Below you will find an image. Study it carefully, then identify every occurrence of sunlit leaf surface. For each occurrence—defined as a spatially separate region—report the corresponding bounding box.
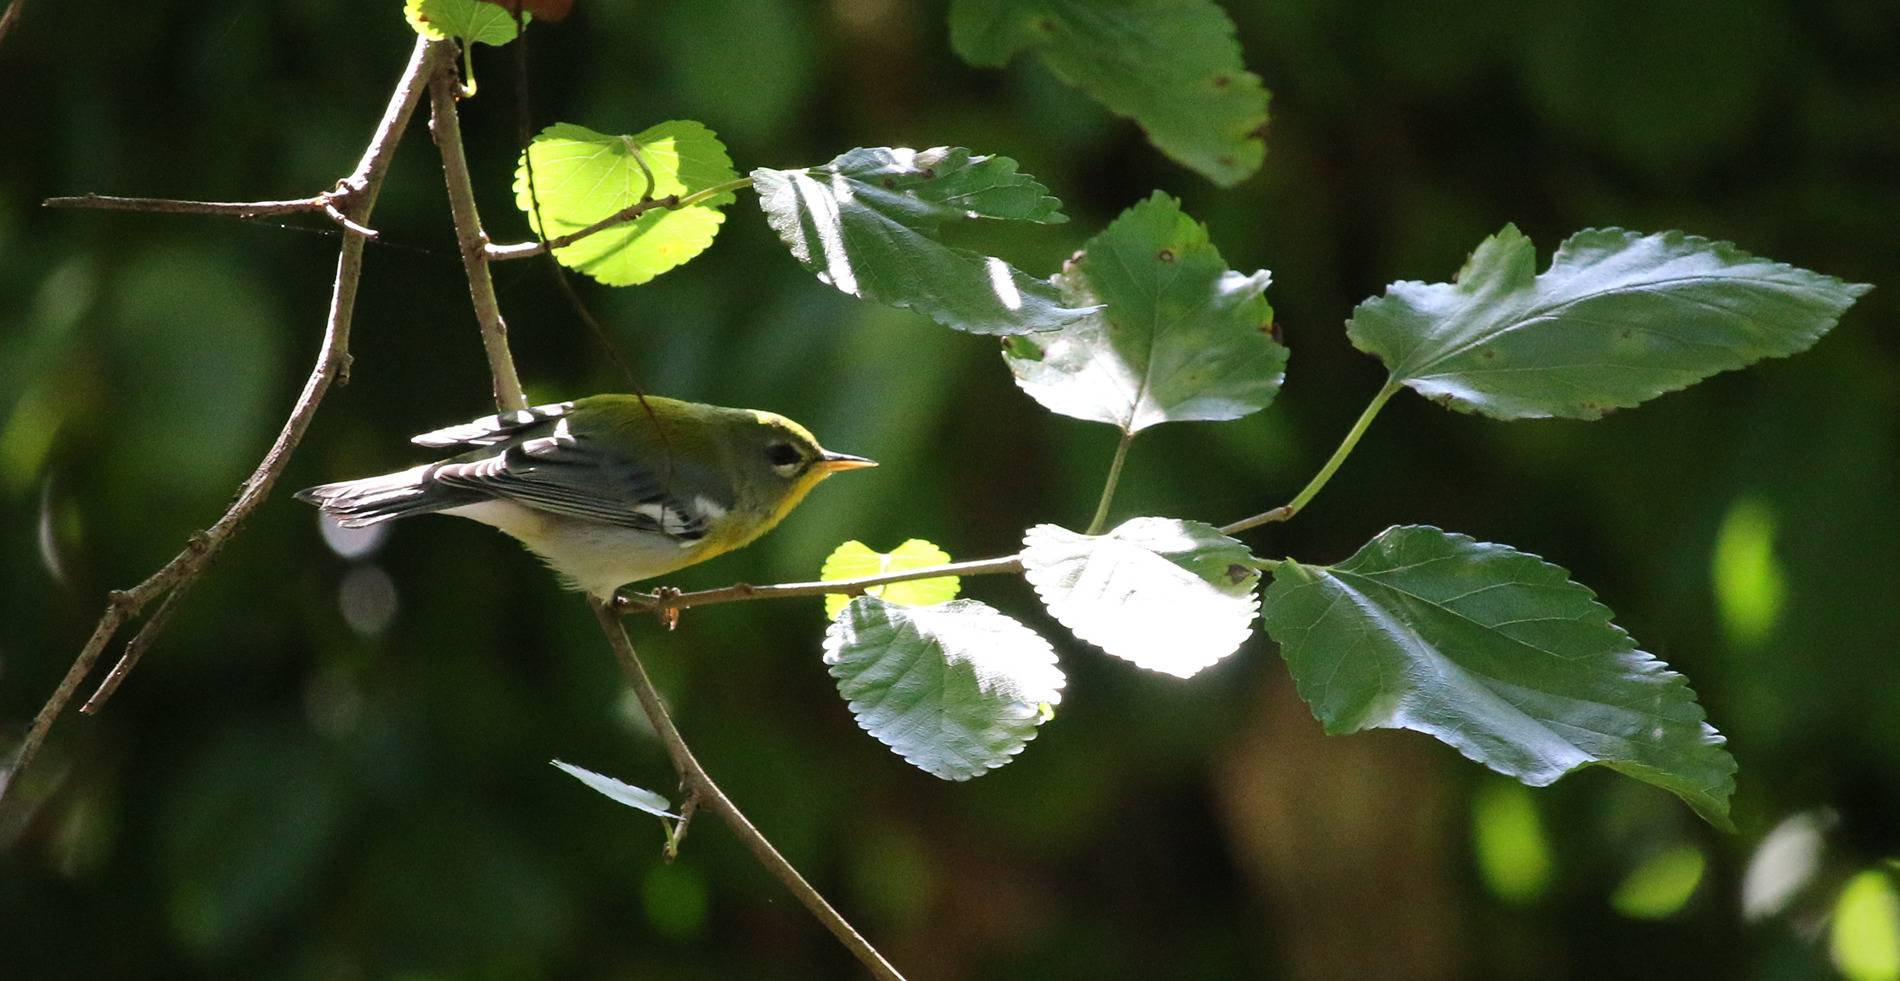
[1003,192,1284,433]
[1022,517,1258,678]
[1348,226,1871,419]
[754,147,1089,335]
[826,597,1064,779]
[1265,525,1737,827]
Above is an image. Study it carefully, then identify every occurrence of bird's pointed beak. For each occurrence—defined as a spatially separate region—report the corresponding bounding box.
[816,450,878,473]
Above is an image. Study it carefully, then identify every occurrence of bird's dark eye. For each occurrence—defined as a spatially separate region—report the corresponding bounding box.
[765,442,803,468]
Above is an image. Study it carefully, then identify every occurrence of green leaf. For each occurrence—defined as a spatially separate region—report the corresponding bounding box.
[752,147,1089,335]
[1002,192,1284,433]
[514,121,739,286]
[949,0,1269,187]
[1348,226,1872,420]
[404,0,528,45]
[825,597,1064,780]
[819,539,961,619]
[551,760,678,819]
[1263,525,1737,828]
[1022,517,1259,678]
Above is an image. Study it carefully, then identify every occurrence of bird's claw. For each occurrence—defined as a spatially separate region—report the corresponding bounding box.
[653,586,683,631]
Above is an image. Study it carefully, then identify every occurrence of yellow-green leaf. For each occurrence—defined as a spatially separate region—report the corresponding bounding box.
[404,0,528,46]
[820,539,961,618]
[514,121,739,286]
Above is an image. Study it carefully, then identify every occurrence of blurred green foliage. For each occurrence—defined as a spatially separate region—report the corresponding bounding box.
[2,1,1896,978]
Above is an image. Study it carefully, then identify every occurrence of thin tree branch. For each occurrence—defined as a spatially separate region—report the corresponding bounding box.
[1,36,441,809]
[427,45,528,413]
[426,53,902,977]
[42,193,328,216]
[44,191,383,238]
[485,176,753,261]
[591,603,905,981]
[617,554,1028,616]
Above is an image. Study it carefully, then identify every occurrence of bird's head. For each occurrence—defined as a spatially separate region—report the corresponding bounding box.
[723,408,876,522]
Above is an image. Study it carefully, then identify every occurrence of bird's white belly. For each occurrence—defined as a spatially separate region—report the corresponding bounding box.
[443,500,703,599]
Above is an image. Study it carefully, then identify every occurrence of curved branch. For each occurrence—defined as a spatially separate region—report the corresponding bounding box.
[1,36,441,808]
[590,603,905,981]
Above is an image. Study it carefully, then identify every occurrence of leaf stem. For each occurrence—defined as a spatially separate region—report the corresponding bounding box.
[1221,379,1401,536]
[1085,431,1135,535]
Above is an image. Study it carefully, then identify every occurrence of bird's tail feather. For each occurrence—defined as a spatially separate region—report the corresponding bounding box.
[294,465,472,527]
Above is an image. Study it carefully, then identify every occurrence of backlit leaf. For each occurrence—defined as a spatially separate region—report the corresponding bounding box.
[405,0,529,45]
[820,539,961,619]
[514,121,739,286]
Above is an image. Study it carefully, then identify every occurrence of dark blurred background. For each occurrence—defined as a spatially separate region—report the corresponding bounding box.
[3,1,1897,978]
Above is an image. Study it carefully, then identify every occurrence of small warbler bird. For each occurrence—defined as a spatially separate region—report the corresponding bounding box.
[296,395,875,599]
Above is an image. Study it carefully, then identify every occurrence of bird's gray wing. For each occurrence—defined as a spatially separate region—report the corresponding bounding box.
[411,401,577,450]
[429,425,722,542]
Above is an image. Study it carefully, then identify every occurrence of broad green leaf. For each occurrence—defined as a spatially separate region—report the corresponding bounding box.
[1263,525,1737,827]
[820,539,961,619]
[404,0,528,45]
[825,597,1064,780]
[514,121,739,286]
[950,0,1269,187]
[752,147,1090,335]
[1021,517,1259,678]
[1348,226,1871,420]
[1002,192,1284,433]
[551,760,678,819]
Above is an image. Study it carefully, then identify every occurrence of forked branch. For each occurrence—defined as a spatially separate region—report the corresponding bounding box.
[1,37,442,808]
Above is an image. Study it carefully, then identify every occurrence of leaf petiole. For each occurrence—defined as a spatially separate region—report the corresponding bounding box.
[1223,379,1400,535]
[1085,431,1135,535]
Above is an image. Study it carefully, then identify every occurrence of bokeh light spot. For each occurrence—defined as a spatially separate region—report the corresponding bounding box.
[1712,497,1786,648]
